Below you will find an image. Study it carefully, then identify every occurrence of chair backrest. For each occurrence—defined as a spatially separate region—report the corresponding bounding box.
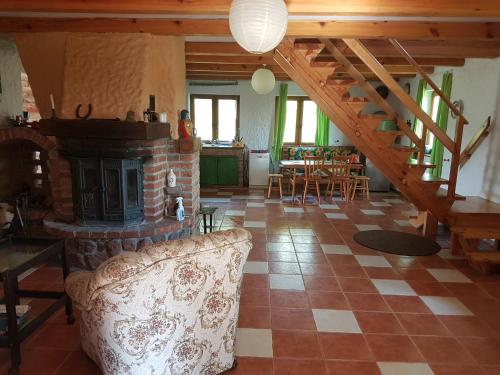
[332,156,351,163]
[331,161,351,177]
[304,155,324,179]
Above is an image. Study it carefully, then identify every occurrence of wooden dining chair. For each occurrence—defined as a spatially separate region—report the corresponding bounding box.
[325,160,352,202]
[302,155,327,205]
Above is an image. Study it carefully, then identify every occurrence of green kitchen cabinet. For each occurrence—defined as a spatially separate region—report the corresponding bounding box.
[200,155,239,186]
[200,156,218,186]
[217,157,239,186]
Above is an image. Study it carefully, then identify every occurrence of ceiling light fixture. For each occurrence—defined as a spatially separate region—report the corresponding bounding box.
[251,67,276,95]
[229,0,288,54]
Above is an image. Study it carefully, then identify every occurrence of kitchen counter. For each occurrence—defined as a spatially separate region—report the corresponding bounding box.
[202,144,245,150]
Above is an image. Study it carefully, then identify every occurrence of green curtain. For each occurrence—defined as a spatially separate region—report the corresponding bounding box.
[315,107,330,146]
[413,79,427,134]
[430,72,453,177]
[272,83,288,162]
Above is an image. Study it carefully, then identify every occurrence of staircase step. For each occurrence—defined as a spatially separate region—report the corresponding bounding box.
[374,130,404,146]
[311,60,343,68]
[326,78,356,96]
[343,96,370,115]
[294,39,325,62]
[406,160,436,177]
[436,188,466,201]
[466,251,500,274]
[407,159,436,168]
[422,173,450,184]
[359,114,394,131]
[421,173,449,193]
[315,67,341,80]
[391,145,418,163]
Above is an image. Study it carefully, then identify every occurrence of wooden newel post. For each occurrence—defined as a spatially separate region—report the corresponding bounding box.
[447,116,465,199]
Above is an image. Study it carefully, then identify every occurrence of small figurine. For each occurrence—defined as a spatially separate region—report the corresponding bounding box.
[175,197,185,221]
[178,109,193,139]
[167,169,177,188]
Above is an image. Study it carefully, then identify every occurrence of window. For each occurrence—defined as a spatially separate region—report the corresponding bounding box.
[279,96,318,145]
[418,89,440,150]
[190,95,240,142]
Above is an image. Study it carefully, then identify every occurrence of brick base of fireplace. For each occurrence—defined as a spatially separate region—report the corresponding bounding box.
[44,213,196,269]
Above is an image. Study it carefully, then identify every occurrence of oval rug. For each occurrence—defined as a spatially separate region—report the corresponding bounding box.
[353,230,441,256]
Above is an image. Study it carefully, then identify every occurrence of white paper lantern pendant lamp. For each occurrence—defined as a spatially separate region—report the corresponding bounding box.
[229,0,288,54]
[251,67,276,95]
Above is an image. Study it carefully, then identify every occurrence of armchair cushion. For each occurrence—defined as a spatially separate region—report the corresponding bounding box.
[65,228,252,375]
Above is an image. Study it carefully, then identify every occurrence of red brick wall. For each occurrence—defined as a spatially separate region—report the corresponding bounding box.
[166,140,200,216]
[143,139,169,222]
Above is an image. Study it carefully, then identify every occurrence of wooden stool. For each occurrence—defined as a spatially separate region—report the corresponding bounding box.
[267,174,283,199]
[351,176,370,200]
[199,206,218,234]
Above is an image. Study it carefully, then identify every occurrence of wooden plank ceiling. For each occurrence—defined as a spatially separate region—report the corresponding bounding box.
[2,0,500,81]
[3,0,500,17]
[185,39,500,80]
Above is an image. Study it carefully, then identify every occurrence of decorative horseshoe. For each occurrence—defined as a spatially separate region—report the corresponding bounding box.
[76,104,93,120]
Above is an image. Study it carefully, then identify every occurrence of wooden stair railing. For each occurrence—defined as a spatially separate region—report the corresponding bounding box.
[388,39,469,125]
[342,38,465,200]
[388,39,469,199]
[342,39,455,153]
[459,116,492,168]
[320,39,423,152]
[273,38,453,221]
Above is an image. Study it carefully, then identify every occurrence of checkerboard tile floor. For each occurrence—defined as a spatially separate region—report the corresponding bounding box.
[2,187,500,375]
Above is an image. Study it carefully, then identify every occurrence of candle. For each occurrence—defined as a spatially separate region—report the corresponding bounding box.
[49,94,55,110]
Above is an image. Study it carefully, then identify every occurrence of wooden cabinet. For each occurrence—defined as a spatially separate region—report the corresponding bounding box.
[200,155,239,186]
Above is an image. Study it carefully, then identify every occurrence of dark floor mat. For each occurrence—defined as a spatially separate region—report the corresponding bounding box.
[353,230,441,256]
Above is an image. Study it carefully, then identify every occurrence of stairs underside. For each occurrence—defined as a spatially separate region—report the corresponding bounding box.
[274,38,454,221]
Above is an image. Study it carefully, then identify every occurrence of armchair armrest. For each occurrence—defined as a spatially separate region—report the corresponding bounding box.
[138,228,252,261]
[65,271,94,309]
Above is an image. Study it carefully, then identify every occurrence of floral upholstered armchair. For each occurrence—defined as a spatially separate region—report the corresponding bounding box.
[65,228,252,375]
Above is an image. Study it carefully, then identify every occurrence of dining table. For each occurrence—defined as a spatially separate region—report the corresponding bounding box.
[279,160,366,175]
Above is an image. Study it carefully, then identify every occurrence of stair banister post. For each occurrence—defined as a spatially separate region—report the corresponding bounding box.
[447,116,465,199]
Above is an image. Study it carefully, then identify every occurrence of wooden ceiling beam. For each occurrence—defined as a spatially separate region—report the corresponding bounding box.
[331,39,500,58]
[186,54,465,67]
[186,41,500,58]
[3,0,500,17]
[311,56,465,67]
[186,73,417,80]
[186,62,433,74]
[1,18,500,41]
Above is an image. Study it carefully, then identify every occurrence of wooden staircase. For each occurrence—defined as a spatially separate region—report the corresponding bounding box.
[273,37,468,221]
[274,37,500,271]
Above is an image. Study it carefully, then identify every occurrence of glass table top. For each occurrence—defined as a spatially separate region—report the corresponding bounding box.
[0,241,53,274]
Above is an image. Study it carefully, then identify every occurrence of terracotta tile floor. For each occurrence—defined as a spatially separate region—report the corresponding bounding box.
[2,187,500,375]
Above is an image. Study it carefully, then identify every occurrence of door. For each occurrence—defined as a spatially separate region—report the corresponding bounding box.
[217,157,239,186]
[75,158,101,222]
[101,159,124,222]
[200,156,219,186]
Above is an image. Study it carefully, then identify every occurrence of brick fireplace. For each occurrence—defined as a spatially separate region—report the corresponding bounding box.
[6,32,196,270]
[0,123,200,270]
[35,120,200,269]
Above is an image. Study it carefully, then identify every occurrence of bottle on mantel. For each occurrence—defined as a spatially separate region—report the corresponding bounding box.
[167,169,177,188]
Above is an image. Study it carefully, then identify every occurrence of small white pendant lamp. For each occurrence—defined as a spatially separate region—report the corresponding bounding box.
[229,0,288,54]
[251,67,276,95]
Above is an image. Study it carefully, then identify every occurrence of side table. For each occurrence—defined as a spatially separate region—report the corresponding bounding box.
[0,236,74,375]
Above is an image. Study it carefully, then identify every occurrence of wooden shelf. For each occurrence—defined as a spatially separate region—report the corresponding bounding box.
[39,119,170,140]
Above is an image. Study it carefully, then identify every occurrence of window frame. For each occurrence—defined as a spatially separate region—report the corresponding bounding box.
[190,94,240,141]
[276,96,316,146]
